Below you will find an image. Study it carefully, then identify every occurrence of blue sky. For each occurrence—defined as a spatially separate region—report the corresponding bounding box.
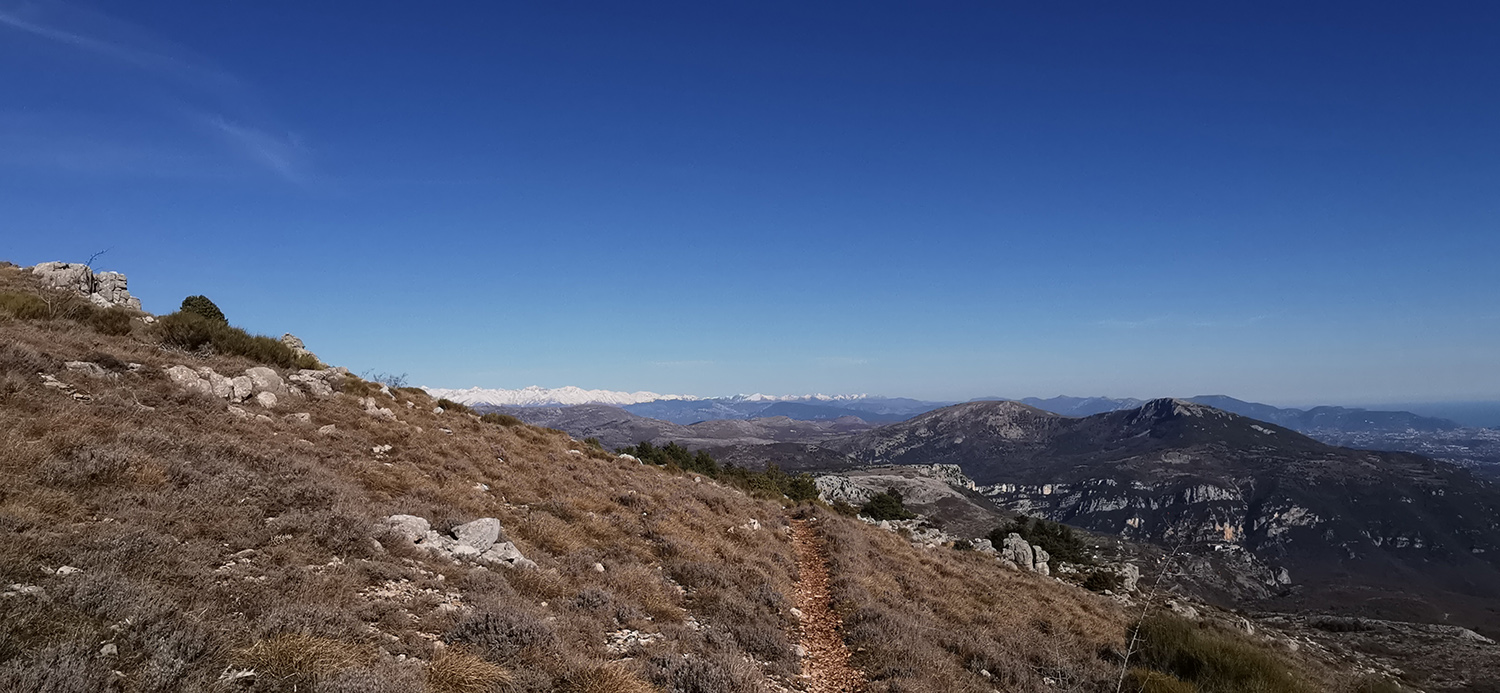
[3,1,1498,405]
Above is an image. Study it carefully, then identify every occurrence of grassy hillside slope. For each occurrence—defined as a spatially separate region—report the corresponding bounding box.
[0,264,1391,693]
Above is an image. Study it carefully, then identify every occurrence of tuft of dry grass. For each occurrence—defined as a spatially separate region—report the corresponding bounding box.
[427,649,514,693]
[233,633,372,688]
[560,661,658,693]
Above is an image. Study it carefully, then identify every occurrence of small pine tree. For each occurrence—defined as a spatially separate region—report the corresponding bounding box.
[180,295,227,324]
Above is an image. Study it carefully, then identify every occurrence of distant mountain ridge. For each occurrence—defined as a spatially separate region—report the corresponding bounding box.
[429,385,1462,435]
[731,398,1500,636]
[1014,394,1462,433]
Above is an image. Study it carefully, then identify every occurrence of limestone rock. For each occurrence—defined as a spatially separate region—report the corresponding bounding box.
[1001,533,1034,569]
[254,391,277,409]
[361,397,397,421]
[383,515,431,543]
[478,541,536,570]
[245,367,284,393]
[452,518,503,552]
[280,334,321,365]
[1118,564,1141,592]
[165,365,212,396]
[63,361,114,380]
[198,368,234,399]
[288,371,333,397]
[30,262,142,310]
[317,424,336,435]
[227,405,252,420]
[231,376,254,402]
[1032,547,1051,576]
[284,412,312,425]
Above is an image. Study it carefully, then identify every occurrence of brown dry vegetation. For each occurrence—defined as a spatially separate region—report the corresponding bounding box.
[0,264,1395,692]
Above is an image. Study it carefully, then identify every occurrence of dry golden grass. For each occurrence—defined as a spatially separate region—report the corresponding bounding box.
[427,649,514,693]
[234,633,373,687]
[559,661,658,693]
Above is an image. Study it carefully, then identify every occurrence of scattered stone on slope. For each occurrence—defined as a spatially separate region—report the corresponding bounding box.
[63,361,115,380]
[362,397,397,421]
[452,518,503,552]
[380,515,536,570]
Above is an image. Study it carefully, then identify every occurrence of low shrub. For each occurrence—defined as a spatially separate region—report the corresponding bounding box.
[153,311,318,369]
[644,653,760,693]
[0,290,133,335]
[480,412,523,427]
[618,442,819,502]
[444,610,557,663]
[1083,570,1123,593]
[860,487,916,521]
[0,291,49,320]
[1129,614,1314,693]
[1125,667,1198,693]
[437,398,475,415]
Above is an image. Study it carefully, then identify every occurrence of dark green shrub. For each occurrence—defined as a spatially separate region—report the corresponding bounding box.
[1124,668,1197,693]
[179,295,226,324]
[952,540,973,552]
[81,306,132,336]
[583,437,604,450]
[829,501,860,516]
[153,311,317,369]
[0,292,49,320]
[989,516,1091,565]
[1129,614,1313,693]
[480,412,523,427]
[860,488,915,521]
[1082,570,1123,593]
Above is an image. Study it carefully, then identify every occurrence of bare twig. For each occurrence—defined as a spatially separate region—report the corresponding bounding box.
[1115,542,1184,693]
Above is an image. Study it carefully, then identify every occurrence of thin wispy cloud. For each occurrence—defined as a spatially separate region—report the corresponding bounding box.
[206,116,309,185]
[0,2,310,184]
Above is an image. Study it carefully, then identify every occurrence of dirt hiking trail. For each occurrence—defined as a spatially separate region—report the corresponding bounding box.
[790,518,866,693]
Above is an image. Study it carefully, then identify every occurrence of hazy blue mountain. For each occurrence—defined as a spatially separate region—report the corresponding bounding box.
[1012,394,1461,434]
[621,396,949,424]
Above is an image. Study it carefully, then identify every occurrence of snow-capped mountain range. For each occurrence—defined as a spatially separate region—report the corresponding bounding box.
[419,385,872,408]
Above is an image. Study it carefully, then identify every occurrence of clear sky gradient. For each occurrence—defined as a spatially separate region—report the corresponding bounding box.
[3,2,1497,405]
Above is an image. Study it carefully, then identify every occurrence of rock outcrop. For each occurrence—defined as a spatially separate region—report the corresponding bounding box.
[380,515,535,569]
[999,532,1051,575]
[280,334,321,367]
[29,262,142,310]
[164,364,344,411]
